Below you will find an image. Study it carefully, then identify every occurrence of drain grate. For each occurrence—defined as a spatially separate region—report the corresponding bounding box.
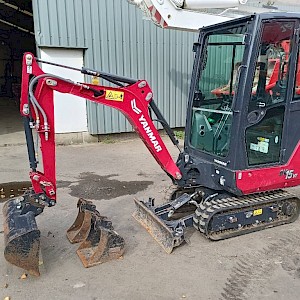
[0,181,31,202]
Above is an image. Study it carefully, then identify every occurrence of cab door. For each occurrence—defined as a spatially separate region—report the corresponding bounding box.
[245,20,296,166]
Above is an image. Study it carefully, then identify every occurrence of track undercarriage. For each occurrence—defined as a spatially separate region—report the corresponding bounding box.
[134,188,300,253]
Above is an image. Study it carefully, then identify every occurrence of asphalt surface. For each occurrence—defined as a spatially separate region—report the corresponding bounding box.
[0,138,300,300]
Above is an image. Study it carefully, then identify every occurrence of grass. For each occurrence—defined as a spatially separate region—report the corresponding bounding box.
[174,130,185,140]
[101,137,116,144]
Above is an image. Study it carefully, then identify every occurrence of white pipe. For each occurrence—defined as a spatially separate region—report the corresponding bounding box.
[183,0,247,9]
[0,0,33,17]
[0,19,34,35]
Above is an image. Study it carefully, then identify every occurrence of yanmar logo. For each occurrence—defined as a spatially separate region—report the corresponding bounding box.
[131,98,142,114]
[131,99,162,153]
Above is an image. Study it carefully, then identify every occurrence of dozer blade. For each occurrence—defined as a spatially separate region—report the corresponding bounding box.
[133,198,179,254]
[3,198,41,276]
[67,199,125,268]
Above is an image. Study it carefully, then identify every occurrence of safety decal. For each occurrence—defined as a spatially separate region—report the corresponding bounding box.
[250,137,269,154]
[253,208,263,216]
[105,90,124,101]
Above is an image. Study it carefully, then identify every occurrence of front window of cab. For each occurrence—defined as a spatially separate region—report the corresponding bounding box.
[190,25,247,157]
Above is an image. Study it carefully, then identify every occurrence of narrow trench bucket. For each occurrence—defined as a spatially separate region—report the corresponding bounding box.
[67,199,125,268]
[133,198,176,254]
[66,204,92,244]
[3,198,41,276]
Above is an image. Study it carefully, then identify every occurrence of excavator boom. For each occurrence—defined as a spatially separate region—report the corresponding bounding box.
[3,53,182,275]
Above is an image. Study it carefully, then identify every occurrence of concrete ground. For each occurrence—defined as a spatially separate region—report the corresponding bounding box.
[0,98,25,147]
[0,138,300,300]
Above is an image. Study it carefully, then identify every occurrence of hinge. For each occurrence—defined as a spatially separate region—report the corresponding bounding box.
[192,42,200,52]
[295,27,300,44]
[243,33,252,45]
[281,148,286,161]
[25,53,33,74]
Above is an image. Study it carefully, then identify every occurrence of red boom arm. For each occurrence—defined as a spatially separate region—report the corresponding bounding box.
[20,53,182,203]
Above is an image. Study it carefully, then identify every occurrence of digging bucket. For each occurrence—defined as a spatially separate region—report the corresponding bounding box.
[67,198,125,267]
[3,198,41,276]
[76,224,125,268]
[66,202,92,244]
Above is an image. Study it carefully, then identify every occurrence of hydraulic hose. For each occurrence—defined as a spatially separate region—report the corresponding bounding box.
[28,73,73,133]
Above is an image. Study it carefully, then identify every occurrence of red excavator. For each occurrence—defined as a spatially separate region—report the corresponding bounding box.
[3,13,300,276]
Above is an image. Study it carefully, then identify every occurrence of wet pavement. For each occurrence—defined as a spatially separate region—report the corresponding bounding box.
[68,172,153,200]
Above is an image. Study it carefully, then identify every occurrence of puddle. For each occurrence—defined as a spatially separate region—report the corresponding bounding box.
[0,181,31,202]
[0,175,153,203]
[68,172,153,200]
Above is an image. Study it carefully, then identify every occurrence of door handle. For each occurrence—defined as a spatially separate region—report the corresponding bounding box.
[257,102,266,108]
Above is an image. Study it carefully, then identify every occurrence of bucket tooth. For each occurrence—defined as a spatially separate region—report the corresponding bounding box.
[3,198,41,276]
[133,198,178,254]
[67,198,125,267]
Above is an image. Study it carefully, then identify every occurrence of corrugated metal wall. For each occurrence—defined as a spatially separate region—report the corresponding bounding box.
[200,35,244,96]
[32,0,197,134]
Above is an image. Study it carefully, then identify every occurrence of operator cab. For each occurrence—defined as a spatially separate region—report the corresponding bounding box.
[179,13,300,195]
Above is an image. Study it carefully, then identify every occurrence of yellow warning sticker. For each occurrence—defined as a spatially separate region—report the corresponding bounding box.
[253,208,263,216]
[105,90,124,101]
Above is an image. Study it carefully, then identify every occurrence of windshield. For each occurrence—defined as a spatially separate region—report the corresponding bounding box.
[190,25,247,157]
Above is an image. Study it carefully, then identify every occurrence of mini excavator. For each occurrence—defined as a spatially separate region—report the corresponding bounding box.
[3,13,300,276]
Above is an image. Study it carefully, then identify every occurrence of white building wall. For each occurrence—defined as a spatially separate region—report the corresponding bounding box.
[40,48,87,133]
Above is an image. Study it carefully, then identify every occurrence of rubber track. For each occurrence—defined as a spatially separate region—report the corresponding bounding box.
[193,189,300,240]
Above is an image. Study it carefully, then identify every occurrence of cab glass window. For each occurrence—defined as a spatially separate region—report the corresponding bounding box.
[190,25,247,157]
